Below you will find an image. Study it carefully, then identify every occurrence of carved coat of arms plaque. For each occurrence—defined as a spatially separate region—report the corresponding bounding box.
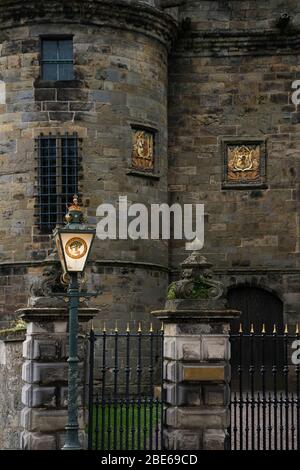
[222,139,266,188]
[132,129,154,171]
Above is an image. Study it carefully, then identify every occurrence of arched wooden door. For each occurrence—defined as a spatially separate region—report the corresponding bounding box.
[227,286,284,390]
[228,286,283,334]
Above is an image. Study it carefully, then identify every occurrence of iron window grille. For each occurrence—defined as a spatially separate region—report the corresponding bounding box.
[41,37,74,81]
[36,133,80,233]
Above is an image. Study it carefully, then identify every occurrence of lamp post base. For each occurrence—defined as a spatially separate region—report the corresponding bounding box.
[62,425,81,450]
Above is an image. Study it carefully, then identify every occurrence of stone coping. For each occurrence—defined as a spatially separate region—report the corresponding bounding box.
[151,308,241,322]
[0,329,26,342]
[18,307,99,323]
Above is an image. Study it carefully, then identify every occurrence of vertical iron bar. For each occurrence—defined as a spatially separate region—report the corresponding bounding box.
[120,400,124,451]
[131,398,135,450]
[137,326,142,450]
[149,327,154,450]
[291,392,295,450]
[101,330,107,450]
[107,398,112,451]
[245,392,249,450]
[250,326,255,450]
[155,398,159,450]
[87,328,95,450]
[273,325,278,450]
[95,394,99,450]
[233,391,237,450]
[261,325,266,450]
[238,326,243,450]
[113,329,119,450]
[257,392,261,451]
[160,327,164,451]
[125,326,130,450]
[284,326,289,450]
[143,398,147,450]
[268,392,272,450]
[280,392,283,450]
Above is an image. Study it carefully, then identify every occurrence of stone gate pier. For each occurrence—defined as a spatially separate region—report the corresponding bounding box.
[17,265,99,450]
[152,252,240,451]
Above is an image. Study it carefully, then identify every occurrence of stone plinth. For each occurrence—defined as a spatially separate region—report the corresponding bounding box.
[152,252,240,451]
[19,302,99,450]
[153,300,240,450]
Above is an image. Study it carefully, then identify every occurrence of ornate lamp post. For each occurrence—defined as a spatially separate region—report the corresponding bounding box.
[53,195,96,450]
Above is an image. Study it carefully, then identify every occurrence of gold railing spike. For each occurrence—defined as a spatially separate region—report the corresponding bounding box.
[284,324,288,334]
[91,319,94,331]
[161,322,164,332]
[262,324,266,334]
[126,322,130,333]
[115,321,118,333]
[103,322,106,333]
[150,323,153,333]
[239,323,243,333]
[138,322,142,333]
[273,324,277,334]
[250,324,254,334]
[296,324,299,335]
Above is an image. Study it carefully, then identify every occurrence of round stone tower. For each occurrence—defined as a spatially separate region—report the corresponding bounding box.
[0,0,177,329]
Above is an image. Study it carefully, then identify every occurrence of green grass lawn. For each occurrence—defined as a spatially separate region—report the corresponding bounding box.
[90,401,162,450]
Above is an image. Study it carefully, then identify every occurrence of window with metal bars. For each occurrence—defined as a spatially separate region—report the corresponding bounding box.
[36,133,79,233]
[41,37,74,81]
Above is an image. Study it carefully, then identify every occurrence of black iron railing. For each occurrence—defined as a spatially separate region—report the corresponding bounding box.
[230,324,300,450]
[87,324,164,451]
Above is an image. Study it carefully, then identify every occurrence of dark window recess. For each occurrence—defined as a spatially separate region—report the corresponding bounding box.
[41,38,74,81]
[36,133,79,233]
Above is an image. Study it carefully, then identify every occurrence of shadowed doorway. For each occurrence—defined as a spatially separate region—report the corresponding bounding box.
[228,286,284,390]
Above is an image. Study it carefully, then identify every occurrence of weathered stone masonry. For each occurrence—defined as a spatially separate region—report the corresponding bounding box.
[169,0,300,325]
[0,0,176,330]
[1,0,300,332]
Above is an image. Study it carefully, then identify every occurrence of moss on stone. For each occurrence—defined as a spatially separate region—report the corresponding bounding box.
[0,318,26,337]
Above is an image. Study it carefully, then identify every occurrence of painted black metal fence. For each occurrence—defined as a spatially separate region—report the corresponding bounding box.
[87,324,164,450]
[230,324,300,450]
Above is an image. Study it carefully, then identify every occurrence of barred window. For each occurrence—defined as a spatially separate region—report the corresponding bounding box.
[41,38,74,81]
[36,133,79,233]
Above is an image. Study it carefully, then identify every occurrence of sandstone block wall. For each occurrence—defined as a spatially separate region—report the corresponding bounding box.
[169,0,300,323]
[0,332,25,449]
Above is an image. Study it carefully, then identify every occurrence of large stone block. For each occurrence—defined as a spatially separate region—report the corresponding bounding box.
[21,384,56,408]
[165,406,229,429]
[21,408,85,432]
[22,361,68,384]
[23,338,60,361]
[164,429,201,451]
[202,336,229,361]
[21,431,56,450]
[165,383,202,406]
[203,429,227,451]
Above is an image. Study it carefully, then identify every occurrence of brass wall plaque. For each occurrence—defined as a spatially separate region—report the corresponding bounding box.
[222,139,266,188]
[183,366,225,382]
[132,129,154,171]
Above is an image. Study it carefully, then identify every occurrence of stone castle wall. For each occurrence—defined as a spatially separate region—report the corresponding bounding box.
[1,1,300,327]
[168,0,300,323]
[0,0,175,328]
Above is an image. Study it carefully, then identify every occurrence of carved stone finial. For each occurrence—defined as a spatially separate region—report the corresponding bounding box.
[167,251,224,300]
